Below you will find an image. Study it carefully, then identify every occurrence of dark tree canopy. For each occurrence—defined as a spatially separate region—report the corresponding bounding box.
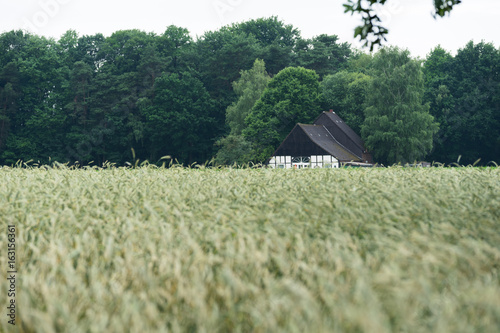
[292,34,353,78]
[0,16,498,166]
[424,41,500,164]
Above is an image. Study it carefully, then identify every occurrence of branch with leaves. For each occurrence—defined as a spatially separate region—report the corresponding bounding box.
[343,0,462,51]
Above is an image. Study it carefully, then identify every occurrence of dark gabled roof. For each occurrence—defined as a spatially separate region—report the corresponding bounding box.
[313,112,365,159]
[273,124,361,162]
[273,124,329,157]
[299,124,361,162]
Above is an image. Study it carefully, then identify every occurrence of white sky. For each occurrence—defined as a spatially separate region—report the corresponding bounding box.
[1,0,499,59]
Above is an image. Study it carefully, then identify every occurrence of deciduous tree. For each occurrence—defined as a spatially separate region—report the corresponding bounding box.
[226,59,271,136]
[293,34,352,78]
[361,47,439,164]
[141,72,216,164]
[230,17,300,75]
[321,70,371,134]
[215,59,271,165]
[243,67,321,162]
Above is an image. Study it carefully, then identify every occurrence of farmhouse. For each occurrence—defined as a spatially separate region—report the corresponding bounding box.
[268,110,373,168]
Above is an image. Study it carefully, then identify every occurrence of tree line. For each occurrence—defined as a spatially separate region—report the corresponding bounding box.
[0,17,498,166]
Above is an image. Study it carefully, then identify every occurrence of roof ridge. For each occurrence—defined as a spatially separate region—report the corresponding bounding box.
[321,112,365,152]
[303,125,359,162]
[321,125,361,159]
[274,123,360,162]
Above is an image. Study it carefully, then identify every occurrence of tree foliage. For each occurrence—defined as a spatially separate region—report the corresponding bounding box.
[226,59,271,136]
[424,42,500,164]
[293,34,352,78]
[230,16,300,75]
[0,19,498,166]
[321,70,371,134]
[362,47,439,164]
[343,0,463,50]
[214,134,252,166]
[215,59,271,165]
[141,72,217,164]
[243,67,322,162]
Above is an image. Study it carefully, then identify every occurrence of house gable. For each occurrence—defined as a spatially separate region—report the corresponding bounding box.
[273,124,331,157]
[273,123,361,162]
[269,111,372,168]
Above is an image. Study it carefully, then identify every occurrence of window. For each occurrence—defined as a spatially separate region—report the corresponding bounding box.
[292,156,310,163]
[292,156,311,169]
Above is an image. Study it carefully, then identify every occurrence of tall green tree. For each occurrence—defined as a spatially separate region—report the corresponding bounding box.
[75,33,106,70]
[361,47,439,164]
[0,30,27,65]
[423,46,457,163]
[75,69,129,164]
[67,61,93,127]
[230,17,300,75]
[192,27,261,138]
[138,43,166,98]
[1,33,67,164]
[215,59,271,165]
[293,34,352,78]
[0,62,19,147]
[158,25,193,73]
[73,29,158,164]
[100,30,155,75]
[226,59,271,136]
[194,28,260,102]
[141,71,217,164]
[424,42,500,164]
[449,41,500,164]
[321,70,371,134]
[243,66,322,162]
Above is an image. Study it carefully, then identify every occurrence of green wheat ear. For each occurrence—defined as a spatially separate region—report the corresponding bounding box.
[1,166,498,332]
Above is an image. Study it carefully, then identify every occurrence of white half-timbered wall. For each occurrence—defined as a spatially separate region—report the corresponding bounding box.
[268,155,339,169]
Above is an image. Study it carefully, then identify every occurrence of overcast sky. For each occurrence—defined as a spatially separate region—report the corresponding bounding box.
[1,0,499,59]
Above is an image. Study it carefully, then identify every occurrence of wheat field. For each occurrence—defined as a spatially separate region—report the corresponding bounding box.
[1,165,499,332]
